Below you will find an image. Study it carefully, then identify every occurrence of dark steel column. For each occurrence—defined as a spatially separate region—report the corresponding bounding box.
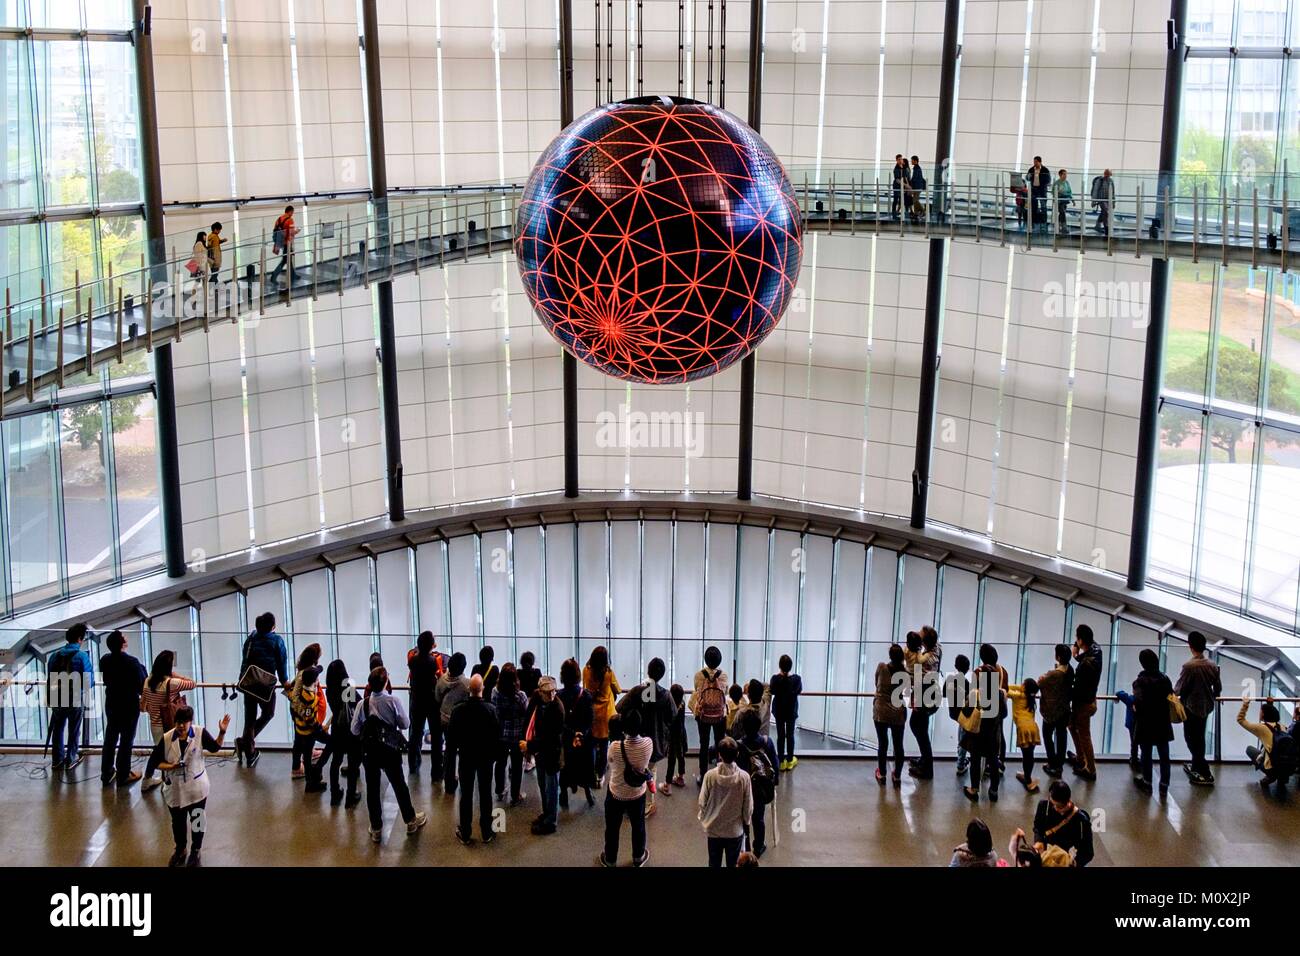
[908,0,961,529]
[560,0,579,498]
[736,0,764,501]
[361,0,404,522]
[134,0,185,577]
[1128,0,1188,589]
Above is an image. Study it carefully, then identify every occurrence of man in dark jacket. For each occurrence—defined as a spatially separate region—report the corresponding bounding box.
[616,657,678,815]
[526,676,566,834]
[1032,779,1094,866]
[1067,624,1103,780]
[890,154,907,220]
[907,156,926,222]
[1175,630,1222,786]
[99,629,147,787]
[406,630,442,775]
[449,674,500,845]
[238,612,289,767]
[1025,156,1051,231]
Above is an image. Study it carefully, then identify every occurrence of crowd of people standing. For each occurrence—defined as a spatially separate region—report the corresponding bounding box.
[35,615,1297,868]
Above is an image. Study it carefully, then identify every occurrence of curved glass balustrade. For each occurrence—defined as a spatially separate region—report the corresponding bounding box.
[2,513,1294,761]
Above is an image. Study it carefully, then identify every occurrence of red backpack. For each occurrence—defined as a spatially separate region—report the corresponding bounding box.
[697,670,727,723]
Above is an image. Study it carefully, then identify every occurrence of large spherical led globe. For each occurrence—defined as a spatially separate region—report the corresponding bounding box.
[514,96,802,384]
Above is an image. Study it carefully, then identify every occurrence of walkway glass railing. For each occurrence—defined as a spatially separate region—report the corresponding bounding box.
[4,166,1298,410]
[0,188,520,408]
[2,629,1294,764]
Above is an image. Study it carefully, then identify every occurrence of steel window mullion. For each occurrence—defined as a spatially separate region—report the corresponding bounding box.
[101,395,122,581]
[852,543,872,750]
[50,410,69,598]
[822,535,838,740]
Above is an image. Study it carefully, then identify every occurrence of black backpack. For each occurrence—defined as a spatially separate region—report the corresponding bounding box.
[361,697,408,755]
[744,741,776,804]
[46,646,85,708]
[1269,724,1298,778]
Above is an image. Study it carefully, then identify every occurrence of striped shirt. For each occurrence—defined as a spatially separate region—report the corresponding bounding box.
[606,734,653,801]
[141,676,195,727]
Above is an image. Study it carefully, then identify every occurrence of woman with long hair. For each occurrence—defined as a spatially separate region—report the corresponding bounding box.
[872,644,908,786]
[583,645,622,784]
[139,650,196,792]
[325,659,362,807]
[491,662,528,804]
[558,658,596,808]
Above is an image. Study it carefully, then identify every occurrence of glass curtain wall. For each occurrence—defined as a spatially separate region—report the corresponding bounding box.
[1154,0,1300,632]
[5,515,1290,757]
[0,0,159,618]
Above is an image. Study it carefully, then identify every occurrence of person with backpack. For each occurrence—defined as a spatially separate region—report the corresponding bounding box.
[325,659,362,807]
[1091,169,1115,235]
[46,624,94,771]
[1032,779,1094,866]
[268,205,297,286]
[435,652,471,792]
[352,666,427,842]
[735,709,777,857]
[98,629,146,788]
[1239,694,1297,794]
[732,678,771,740]
[406,630,443,776]
[963,643,1008,803]
[1176,630,1222,786]
[598,710,653,867]
[139,650,196,791]
[492,662,529,805]
[583,645,622,784]
[873,644,908,786]
[692,646,730,784]
[289,662,332,793]
[616,656,678,817]
[945,653,972,776]
[1131,648,1175,797]
[697,736,753,868]
[471,645,500,699]
[1037,644,1074,777]
[770,655,802,771]
[151,705,231,867]
[1067,624,1103,781]
[524,675,566,834]
[558,658,597,809]
[236,612,289,768]
[450,674,501,845]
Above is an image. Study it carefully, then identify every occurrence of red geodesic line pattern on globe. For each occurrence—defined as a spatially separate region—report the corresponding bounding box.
[514,101,803,384]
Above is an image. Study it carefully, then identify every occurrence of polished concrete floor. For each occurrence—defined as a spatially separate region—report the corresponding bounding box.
[2,750,1296,867]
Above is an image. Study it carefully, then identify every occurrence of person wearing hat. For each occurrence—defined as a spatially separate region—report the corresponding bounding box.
[525,675,566,834]
[289,660,333,793]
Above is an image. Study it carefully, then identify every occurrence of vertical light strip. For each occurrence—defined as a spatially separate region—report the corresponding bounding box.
[490,1,515,493]
[1055,0,1103,553]
[799,235,819,500]
[985,0,1034,537]
[216,0,256,545]
[435,0,448,188]
[860,0,888,506]
[441,277,457,501]
[812,0,831,181]
[286,0,328,529]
